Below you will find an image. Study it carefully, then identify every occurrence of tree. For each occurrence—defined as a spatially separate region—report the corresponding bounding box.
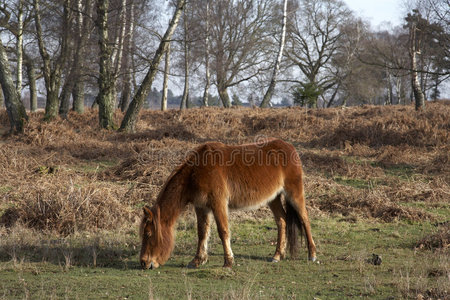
[161,43,170,111]
[0,39,27,133]
[180,6,190,110]
[96,0,116,129]
[292,82,322,107]
[406,10,426,110]
[72,0,94,114]
[23,51,38,111]
[118,0,135,112]
[120,0,186,133]
[231,93,242,106]
[33,0,72,120]
[0,0,35,110]
[285,0,352,108]
[260,0,288,108]
[201,0,211,107]
[206,0,275,107]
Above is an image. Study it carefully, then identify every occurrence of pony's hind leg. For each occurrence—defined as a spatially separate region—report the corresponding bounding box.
[298,200,317,261]
[188,207,212,268]
[285,182,317,261]
[268,195,287,262]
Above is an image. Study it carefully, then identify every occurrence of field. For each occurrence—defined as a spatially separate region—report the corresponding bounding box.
[0,103,449,299]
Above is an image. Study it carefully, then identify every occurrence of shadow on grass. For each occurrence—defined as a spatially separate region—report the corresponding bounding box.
[0,240,141,270]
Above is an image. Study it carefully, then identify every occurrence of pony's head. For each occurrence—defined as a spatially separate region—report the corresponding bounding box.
[139,205,172,269]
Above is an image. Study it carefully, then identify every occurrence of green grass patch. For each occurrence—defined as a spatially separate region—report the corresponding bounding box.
[382,164,416,180]
[0,186,13,194]
[72,159,119,173]
[399,201,450,220]
[0,217,447,299]
[333,176,369,189]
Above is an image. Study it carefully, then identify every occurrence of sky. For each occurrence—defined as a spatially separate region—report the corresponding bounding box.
[344,0,404,28]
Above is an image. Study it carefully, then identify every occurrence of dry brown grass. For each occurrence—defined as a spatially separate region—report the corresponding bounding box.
[0,102,449,234]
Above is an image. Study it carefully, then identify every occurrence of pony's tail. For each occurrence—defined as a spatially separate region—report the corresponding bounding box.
[286,201,305,259]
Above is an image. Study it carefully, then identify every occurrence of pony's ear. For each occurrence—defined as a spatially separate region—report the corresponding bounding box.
[143,206,153,220]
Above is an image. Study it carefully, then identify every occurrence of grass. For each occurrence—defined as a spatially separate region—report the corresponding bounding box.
[333,176,370,189]
[0,216,448,299]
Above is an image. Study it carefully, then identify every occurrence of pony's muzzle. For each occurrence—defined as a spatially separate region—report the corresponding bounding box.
[141,259,156,270]
[140,259,149,270]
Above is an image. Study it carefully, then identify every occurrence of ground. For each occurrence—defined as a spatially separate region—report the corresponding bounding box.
[0,103,448,299]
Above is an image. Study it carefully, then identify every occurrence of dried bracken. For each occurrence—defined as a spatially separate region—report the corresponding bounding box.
[0,102,448,233]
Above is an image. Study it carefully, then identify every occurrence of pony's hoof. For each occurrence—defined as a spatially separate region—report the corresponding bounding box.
[187,260,199,269]
[271,258,279,263]
[310,256,317,262]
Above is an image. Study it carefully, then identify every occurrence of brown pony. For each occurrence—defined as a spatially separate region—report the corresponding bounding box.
[139,138,316,269]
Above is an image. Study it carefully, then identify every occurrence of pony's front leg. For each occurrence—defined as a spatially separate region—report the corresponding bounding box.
[211,203,234,268]
[268,196,287,262]
[188,207,211,268]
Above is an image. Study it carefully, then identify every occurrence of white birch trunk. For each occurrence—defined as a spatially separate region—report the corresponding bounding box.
[260,0,287,108]
[409,20,425,110]
[161,43,170,111]
[114,0,127,75]
[120,0,186,132]
[180,9,189,110]
[202,0,210,107]
[16,0,24,97]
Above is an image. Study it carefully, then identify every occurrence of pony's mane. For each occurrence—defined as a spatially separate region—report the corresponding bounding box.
[155,163,186,204]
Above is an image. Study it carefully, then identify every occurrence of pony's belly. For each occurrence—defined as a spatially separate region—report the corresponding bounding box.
[228,187,284,210]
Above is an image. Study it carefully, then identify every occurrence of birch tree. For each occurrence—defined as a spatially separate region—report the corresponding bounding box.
[110,0,127,107]
[201,0,211,107]
[0,39,28,133]
[120,0,186,132]
[96,0,115,129]
[72,0,94,114]
[33,0,72,120]
[260,0,288,108]
[406,10,426,110]
[16,0,23,96]
[119,0,135,112]
[180,7,190,110]
[161,43,170,111]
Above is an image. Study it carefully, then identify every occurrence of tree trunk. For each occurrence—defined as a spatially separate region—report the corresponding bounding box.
[218,85,231,108]
[16,0,24,97]
[0,40,27,133]
[180,10,189,110]
[386,67,393,105]
[96,0,115,129]
[202,0,210,107]
[260,0,287,108]
[72,81,84,113]
[161,43,170,111]
[0,84,4,108]
[409,19,425,110]
[59,79,72,118]
[24,54,37,112]
[110,0,127,109]
[34,0,71,120]
[120,78,131,112]
[72,0,93,114]
[327,83,340,108]
[120,0,186,133]
[118,0,134,112]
